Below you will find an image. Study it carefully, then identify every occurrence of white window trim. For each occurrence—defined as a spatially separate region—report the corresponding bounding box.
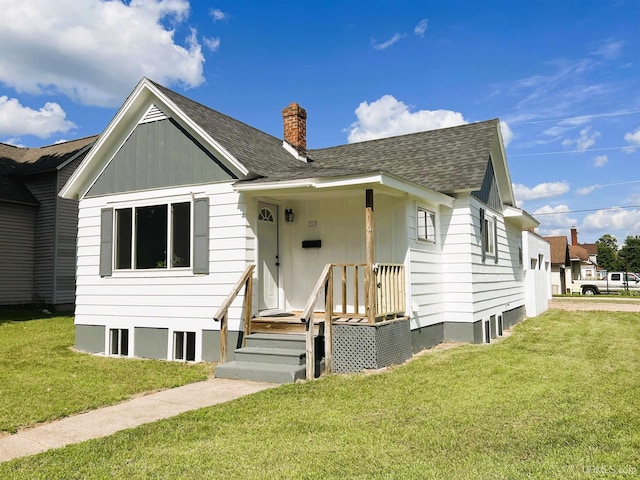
[416,206,436,244]
[112,197,194,273]
[484,215,496,257]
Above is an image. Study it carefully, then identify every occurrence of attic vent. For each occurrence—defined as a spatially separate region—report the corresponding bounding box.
[140,105,168,124]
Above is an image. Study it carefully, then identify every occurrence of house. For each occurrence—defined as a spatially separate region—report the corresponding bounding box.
[60,78,545,381]
[0,137,97,309]
[569,226,598,280]
[522,230,551,316]
[545,235,570,294]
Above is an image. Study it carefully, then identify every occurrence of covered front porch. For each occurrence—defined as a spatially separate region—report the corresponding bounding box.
[215,184,417,381]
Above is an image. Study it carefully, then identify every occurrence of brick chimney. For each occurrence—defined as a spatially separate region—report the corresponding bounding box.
[282,103,307,156]
[571,226,578,245]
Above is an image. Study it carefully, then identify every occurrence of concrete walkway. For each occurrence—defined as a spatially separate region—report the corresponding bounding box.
[0,378,275,463]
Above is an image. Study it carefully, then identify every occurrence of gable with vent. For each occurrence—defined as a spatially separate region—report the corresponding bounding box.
[86,108,237,197]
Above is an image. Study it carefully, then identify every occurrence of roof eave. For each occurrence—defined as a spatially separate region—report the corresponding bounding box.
[234,171,455,207]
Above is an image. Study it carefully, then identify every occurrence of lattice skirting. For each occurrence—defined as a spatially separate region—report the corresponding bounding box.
[332,319,412,373]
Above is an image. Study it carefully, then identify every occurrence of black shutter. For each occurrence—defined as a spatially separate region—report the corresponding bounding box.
[193,198,210,274]
[100,208,113,277]
[480,208,486,263]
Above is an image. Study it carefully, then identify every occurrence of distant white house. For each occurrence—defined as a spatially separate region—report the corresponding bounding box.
[61,78,547,380]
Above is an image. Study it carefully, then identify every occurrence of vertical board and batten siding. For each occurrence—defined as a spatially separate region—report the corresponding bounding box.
[407,200,444,328]
[22,173,56,303]
[74,182,250,360]
[86,118,235,198]
[0,203,36,304]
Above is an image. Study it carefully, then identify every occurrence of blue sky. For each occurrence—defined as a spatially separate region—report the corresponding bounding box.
[1,0,639,244]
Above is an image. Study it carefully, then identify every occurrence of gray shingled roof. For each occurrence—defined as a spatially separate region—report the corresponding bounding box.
[308,120,498,193]
[151,81,305,177]
[0,136,96,204]
[152,80,498,194]
[51,79,500,202]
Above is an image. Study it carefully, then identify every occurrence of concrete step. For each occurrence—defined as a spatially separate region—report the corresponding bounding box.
[234,347,306,366]
[245,333,306,350]
[215,361,307,384]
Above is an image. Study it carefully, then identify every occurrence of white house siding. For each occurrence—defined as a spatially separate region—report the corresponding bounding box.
[439,199,475,323]
[522,231,551,317]
[277,191,407,312]
[74,182,250,361]
[469,197,525,323]
[407,199,444,329]
[0,202,36,304]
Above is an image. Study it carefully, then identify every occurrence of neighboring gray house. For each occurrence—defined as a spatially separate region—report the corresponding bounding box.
[61,78,545,382]
[0,137,96,309]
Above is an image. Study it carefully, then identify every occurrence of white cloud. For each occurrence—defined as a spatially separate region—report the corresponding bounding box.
[582,207,640,232]
[204,37,221,52]
[500,120,513,147]
[623,126,640,153]
[371,33,405,50]
[513,181,570,203]
[210,8,228,21]
[590,40,624,59]
[628,193,640,204]
[0,0,205,107]
[561,126,600,151]
[0,96,75,138]
[346,95,467,143]
[533,204,578,231]
[2,138,26,148]
[593,155,608,167]
[577,184,601,195]
[414,19,428,37]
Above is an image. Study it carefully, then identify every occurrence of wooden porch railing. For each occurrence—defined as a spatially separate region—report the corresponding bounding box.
[301,262,406,379]
[213,264,255,363]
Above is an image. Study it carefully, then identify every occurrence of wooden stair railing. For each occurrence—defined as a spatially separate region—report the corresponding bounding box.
[300,263,333,380]
[213,264,255,363]
[300,262,407,380]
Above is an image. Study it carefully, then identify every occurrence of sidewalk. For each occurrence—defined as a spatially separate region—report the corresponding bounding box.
[0,378,275,463]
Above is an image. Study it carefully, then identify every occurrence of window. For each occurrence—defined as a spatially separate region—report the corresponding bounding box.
[484,216,496,256]
[109,328,129,356]
[174,331,196,361]
[417,207,436,243]
[115,202,191,270]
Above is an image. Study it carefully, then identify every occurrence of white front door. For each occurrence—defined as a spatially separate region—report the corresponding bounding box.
[258,202,279,311]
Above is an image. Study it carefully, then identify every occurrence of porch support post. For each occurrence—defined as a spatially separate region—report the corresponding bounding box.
[365,189,376,324]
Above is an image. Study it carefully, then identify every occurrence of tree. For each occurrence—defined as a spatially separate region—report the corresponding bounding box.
[619,236,640,274]
[596,234,620,272]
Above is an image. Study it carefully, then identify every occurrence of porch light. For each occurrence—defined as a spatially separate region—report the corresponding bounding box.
[285,208,295,223]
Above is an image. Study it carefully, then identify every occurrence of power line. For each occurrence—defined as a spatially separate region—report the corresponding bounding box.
[509,109,640,126]
[534,204,640,216]
[510,146,636,157]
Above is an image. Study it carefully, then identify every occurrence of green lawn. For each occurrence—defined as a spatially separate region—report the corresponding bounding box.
[0,309,212,433]
[2,309,640,479]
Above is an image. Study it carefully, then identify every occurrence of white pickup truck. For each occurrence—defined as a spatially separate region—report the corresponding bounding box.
[573,272,640,295]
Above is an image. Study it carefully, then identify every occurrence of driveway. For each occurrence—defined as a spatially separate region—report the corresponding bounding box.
[549,297,640,312]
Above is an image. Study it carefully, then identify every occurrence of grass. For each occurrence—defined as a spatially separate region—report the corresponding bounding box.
[0,308,212,433]
[2,309,640,478]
